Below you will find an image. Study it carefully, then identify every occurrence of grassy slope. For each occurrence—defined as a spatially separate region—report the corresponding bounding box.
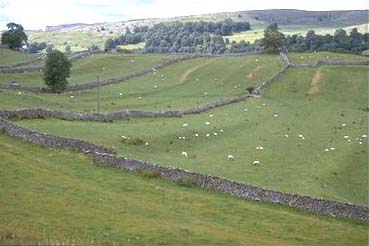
[0,48,38,66]
[18,65,368,204]
[0,53,171,86]
[0,133,367,245]
[0,54,282,111]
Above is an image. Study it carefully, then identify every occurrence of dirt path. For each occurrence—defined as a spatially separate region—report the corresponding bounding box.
[179,60,214,82]
[247,65,264,80]
[308,68,323,95]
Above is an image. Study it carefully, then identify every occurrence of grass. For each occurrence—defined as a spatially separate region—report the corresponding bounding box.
[0,54,282,111]
[28,30,116,52]
[0,53,172,86]
[288,52,368,64]
[0,48,38,66]
[0,133,367,245]
[17,64,368,204]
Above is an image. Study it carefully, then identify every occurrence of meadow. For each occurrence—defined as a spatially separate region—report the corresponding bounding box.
[17,63,368,204]
[0,54,283,111]
[0,133,367,245]
[0,48,38,66]
[0,52,172,86]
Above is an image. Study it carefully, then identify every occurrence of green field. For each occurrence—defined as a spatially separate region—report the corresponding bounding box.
[0,54,283,111]
[0,48,38,66]
[0,133,367,245]
[0,53,172,86]
[17,64,368,204]
[28,30,116,52]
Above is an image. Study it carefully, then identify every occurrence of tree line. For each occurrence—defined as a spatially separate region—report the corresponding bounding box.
[105,19,251,54]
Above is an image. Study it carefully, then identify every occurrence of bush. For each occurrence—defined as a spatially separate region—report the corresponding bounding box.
[43,50,72,93]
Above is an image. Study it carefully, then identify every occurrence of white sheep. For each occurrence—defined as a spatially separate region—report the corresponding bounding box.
[182,123,188,127]
[341,123,347,127]
[324,148,330,152]
[244,108,248,112]
[206,133,210,137]
[182,151,188,158]
[205,122,210,125]
[284,134,289,138]
[194,133,199,137]
[273,114,279,118]
[209,114,214,118]
[138,96,142,100]
[343,136,349,139]
[256,146,264,150]
[252,160,260,165]
[220,129,224,133]
[119,93,123,96]
[362,135,367,138]
[145,142,149,146]
[213,132,218,136]
[330,147,336,151]
[227,154,234,160]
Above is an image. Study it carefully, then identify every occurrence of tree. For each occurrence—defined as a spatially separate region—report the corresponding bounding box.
[43,50,72,93]
[1,22,28,50]
[261,23,285,52]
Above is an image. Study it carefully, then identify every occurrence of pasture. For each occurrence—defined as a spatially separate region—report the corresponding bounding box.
[17,63,368,204]
[0,48,38,66]
[0,133,367,245]
[0,54,282,111]
[0,53,172,86]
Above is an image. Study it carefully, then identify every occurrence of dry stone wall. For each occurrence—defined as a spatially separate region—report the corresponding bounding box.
[0,117,368,222]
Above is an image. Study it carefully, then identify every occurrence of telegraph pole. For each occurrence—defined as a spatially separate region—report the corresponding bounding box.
[97,75,100,113]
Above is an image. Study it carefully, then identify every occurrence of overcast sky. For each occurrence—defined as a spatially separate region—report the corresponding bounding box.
[0,0,368,30]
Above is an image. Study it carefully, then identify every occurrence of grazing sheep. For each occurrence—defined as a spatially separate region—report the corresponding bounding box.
[220,129,224,133]
[273,114,279,118]
[244,108,248,112]
[341,123,347,127]
[362,135,367,138]
[154,85,158,88]
[194,133,199,137]
[330,147,336,151]
[182,123,188,127]
[182,151,188,158]
[203,92,208,95]
[324,148,330,152]
[252,160,260,165]
[359,142,363,145]
[145,142,149,146]
[70,95,74,98]
[213,132,218,136]
[119,93,123,96]
[206,133,210,137]
[205,122,210,125]
[256,146,264,150]
[209,114,214,118]
[284,134,289,138]
[138,96,142,100]
[18,92,22,95]
[227,155,234,160]
[343,136,349,139]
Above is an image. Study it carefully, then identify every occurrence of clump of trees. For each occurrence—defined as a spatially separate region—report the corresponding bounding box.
[105,19,251,54]
[43,50,72,93]
[1,23,28,50]
[284,28,369,54]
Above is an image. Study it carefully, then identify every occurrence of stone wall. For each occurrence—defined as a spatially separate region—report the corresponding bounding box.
[290,59,369,68]
[0,117,367,222]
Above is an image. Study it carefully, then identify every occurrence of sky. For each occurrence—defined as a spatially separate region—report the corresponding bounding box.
[0,0,368,30]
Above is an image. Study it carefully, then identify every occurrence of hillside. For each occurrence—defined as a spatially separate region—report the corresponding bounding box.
[25,9,369,52]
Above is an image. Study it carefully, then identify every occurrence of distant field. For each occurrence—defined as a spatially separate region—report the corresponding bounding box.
[0,54,283,111]
[0,48,38,66]
[0,53,172,86]
[0,133,367,245]
[18,64,368,204]
[28,30,116,52]
[225,24,369,44]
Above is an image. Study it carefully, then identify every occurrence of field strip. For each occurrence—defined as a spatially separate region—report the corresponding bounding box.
[247,65,264,79]
[179,60,215,82]
[308,68,323,95]
[0,117,368,222]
